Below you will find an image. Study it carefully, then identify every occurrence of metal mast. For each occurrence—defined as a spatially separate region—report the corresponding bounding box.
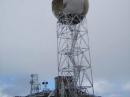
[30,74,40,94]
[57,14,94,97]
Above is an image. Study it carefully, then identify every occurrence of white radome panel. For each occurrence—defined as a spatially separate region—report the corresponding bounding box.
[63,0,84,14]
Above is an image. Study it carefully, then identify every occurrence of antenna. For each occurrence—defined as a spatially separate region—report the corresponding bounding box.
[42,81,49,91]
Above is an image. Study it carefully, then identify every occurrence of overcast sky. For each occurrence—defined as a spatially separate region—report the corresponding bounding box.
[0,0,130,97]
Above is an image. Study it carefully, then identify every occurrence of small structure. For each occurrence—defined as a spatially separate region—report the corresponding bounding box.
[55,76,96,97]
[30,74,40,94]
[55,76,74,97]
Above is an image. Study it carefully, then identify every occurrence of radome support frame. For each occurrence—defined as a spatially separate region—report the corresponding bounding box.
[56,14,94,97]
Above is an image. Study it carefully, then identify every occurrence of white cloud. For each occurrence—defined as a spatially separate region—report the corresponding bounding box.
[108,94,122,97]
[123,82,130,91]
[94,80,130,97]
[94,80,113,94]
[0,88,11,97]
[0,77,30,96]
[0,80,15,97]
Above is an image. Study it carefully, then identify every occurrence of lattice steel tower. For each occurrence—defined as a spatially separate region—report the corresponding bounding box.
[52,0,94,97]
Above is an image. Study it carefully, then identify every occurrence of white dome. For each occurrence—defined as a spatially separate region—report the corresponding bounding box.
[52,0,89,18]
